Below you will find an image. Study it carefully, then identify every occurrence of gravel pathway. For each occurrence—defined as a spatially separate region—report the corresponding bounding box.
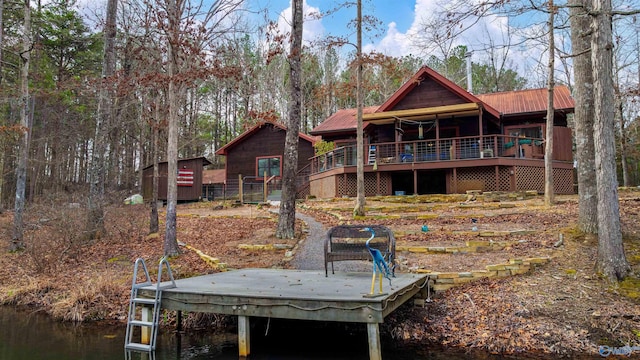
[291,212,370,273]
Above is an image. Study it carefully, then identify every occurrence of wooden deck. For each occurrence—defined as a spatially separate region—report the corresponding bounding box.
[138,268,430,359]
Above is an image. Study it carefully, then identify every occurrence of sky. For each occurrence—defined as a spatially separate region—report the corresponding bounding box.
[256,0,432,55]
[251,0,554,85]
[254,0,526,55]
[74,0,562,86]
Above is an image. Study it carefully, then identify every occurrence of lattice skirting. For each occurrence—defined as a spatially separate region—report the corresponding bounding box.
[453,167,503,192]
[515,166,574,194]
[311,166,574,198]
[552,167,574,194]
[452,166,574,194]
[338,173,391,197]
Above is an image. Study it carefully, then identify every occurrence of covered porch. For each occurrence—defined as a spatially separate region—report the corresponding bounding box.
[308,134,574,198]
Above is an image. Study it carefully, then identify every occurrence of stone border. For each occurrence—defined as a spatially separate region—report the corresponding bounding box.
[413,257,551,293]
[396,239,530,254]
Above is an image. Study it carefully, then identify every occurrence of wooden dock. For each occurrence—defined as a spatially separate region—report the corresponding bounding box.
[138,268,430,359]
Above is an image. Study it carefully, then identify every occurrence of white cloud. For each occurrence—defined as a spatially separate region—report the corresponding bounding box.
[363,0,550,85]
[364,21,412,55]
[277,0,325,46]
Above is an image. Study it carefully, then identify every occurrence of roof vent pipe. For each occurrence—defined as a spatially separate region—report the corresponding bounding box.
[465,51,473,93]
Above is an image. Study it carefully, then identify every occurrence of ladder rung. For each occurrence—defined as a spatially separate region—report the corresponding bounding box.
[129,320,154,327]
[132,298,156,305]
[125,343,153,351]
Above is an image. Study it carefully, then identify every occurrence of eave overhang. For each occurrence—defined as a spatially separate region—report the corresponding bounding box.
[362,103,482,125]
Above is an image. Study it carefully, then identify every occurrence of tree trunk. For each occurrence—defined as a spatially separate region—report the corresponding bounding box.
[0,0,5,209]
[0,0,4,86]
[276,0,303,239]
[354,0,365,217]
[87,0,117,240]
[11,0,31,252]
[569,0,598,234]
[164,0,181,256]
[150,94,160,234]
[544,0,555,206]
[614,93,630,187]
[591,0,629,281]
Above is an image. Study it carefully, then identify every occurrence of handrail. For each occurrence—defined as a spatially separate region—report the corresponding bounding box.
[309,134,551,174]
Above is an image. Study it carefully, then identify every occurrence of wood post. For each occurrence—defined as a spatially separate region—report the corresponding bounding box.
[141,306,152,345]
[263,171,267,202]
[238,315,251,357]
[367,323,382,360]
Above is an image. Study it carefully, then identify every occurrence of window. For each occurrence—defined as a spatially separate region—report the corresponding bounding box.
[505,125,543,139]
[256,156,281,178]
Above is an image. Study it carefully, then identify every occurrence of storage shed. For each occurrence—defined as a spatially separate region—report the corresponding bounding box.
[142,157,212,202]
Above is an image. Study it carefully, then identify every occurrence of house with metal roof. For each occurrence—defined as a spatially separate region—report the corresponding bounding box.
[215,121,317,201]
[308,66,575,198]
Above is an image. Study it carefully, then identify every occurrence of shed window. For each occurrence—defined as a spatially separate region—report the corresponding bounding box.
[257,156,281,178]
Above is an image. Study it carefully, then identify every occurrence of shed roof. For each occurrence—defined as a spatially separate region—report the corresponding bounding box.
[202,169,225,184]
[142,156,211,171]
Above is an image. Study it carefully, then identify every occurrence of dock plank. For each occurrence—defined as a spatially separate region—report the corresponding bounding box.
[139,269,428,323]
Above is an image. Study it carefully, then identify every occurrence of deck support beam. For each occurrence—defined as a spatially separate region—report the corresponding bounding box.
[238,315,251,357]
[367,323,382,360]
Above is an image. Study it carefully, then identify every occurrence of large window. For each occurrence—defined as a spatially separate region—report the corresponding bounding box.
[505,124,543,139]
[256,156,281,178]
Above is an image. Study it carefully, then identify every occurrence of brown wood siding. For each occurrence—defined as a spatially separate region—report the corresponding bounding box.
[225,123,315,183]
[142,158,208,201]
[391,78,469,110]
[553,126,573,161]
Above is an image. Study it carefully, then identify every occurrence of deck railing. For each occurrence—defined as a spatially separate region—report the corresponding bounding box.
[310,134,546,174]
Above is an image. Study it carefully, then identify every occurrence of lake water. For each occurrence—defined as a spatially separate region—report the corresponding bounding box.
[1,306,514,359]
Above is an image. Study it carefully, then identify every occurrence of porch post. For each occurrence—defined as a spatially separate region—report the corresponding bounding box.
[452,168,457,193]
[494,166,500,191]
[376,172,381,196]
[435,115,440,158]
[478,107,484,149]
[413,170,418,195]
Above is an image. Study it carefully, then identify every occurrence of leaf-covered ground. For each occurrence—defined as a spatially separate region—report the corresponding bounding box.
[0,191,639,357]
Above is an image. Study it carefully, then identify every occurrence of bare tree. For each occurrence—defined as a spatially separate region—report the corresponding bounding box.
[0,0,4,86]
[569,0,598,234]
[150,94,161,234]
[163,0,181,256]
[591,0,630,281]
[544,0,555,206]
[159,0,243,255]
[0,0,5,213]
[276,0,303,239]
[11,0,31,251]
[353,0,365,217]
[86,0,117,240]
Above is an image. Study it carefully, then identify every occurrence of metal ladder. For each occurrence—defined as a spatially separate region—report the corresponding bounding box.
[124,257,176,352]
[368,145,376,164]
